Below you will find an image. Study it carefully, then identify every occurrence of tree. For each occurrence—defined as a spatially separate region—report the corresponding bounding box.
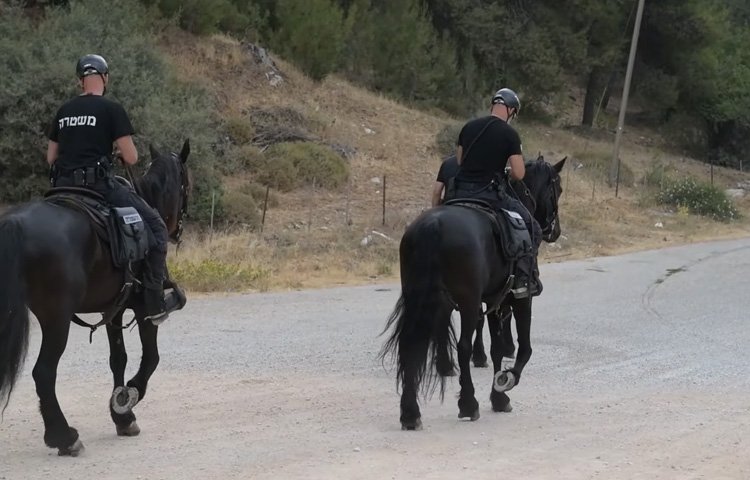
[272,0,350,81]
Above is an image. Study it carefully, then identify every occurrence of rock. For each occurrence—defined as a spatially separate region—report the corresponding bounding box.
[370,177,382,185]
[353,447,361,452]
[654,221,664,228]
[725,188,745,198]
[364,127,376,135]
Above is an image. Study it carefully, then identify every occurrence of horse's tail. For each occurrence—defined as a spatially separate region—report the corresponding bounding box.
[379,215,455,400]
[0,217,30,411]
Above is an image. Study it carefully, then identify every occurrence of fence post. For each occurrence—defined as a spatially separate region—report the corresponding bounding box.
[308,177,316,232]
[209,189,216,244]
[382,174,387,227]
[260,185,270,234]
[345,177,352,226]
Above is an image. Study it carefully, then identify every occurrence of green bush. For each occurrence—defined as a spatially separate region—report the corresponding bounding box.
[168,258,270,292]
[435,122,462,157]
[221,190,261,228]
[226,116,255,145]
[0,0,224,224]
[657,177,739,221]
[240,182,280,208]
[265,142,349,189]
[573,150,635,187]
[272,0,350,80]
[147,0,266,37]
[255,154,299,191]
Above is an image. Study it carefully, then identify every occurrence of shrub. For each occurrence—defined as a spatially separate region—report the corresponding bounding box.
[226,116,255,145]
[0,0,225,225]
[168,257,270,292]
[573,150,635,187]
[255,154,299,191]
[271,0,350,80]
[265,142,349,189]
[435,122,462,157]
[221,190,261,228]
[657,177,739,222]
[240,182,280,208]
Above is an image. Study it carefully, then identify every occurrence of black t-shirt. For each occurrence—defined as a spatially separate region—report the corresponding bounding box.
[436,155,459,183]
[48,94,135,171]
[455,115,522,183]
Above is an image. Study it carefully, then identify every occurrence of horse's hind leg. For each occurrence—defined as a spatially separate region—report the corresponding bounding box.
[457,303,480,421]
[472,312,488,368]
[106,312,140,437]
[494,298,533,395]
[32,310,84,456]
[399,332,429,430]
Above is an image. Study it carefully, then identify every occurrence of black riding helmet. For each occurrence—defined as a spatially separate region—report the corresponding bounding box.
[76,54,109,78]
[491,88,521,117]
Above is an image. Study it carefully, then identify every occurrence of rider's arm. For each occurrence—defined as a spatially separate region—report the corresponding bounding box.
[46,140,59,165]
[115,135,138,166]
[431,181,444,207]
[508,154,525,180]
[507,128,525,180]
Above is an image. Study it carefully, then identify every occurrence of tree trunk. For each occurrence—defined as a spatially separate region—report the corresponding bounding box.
[582,68,607,127]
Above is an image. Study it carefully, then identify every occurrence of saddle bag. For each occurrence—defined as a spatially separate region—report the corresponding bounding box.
[497,209,532,260]
[107,207,149,267]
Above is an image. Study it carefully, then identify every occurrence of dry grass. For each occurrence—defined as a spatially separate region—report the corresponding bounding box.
[158,31,750,292]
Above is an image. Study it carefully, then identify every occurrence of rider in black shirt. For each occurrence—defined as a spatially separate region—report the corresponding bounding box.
[450,88,543,298]
[47,54,173,323]
[432,154,459,206]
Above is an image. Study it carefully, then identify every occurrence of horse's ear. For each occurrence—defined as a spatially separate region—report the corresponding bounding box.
[554,156,567,173]
[149,144,160,161]
[180,139,190,164]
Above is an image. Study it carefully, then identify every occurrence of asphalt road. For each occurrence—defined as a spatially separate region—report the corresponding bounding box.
[1,238,749,479]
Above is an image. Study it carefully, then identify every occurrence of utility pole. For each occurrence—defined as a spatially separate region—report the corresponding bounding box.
[609,0,646,196]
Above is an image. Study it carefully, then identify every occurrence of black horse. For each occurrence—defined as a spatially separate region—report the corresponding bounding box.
[0,140,190,456]
[381,157,565,430]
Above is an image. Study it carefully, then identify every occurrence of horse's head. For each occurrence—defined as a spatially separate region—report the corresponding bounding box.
[514,155,566,243]
[138,139,191,244]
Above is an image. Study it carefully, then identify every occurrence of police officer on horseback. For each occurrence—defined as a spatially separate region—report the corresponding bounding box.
[47,54,172,323]
[450,88,542,298]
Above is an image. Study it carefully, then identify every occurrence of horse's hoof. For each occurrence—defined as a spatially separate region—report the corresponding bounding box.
[492,401,513,413]
[111,386,140,415]
[116,421,141,437]
[58,439,85,457]
[472,359,489,368]
[400,418,423,431]
[458,409,480,421]
[493,371,517,393]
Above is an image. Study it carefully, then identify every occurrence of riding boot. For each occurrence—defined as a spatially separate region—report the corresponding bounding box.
[142,251,169,324]
[511,254,540,299]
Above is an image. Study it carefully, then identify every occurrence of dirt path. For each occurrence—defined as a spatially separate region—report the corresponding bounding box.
[2,239,750,479]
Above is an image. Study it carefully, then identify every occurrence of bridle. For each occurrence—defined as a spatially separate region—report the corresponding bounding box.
[171,152,190,245]
[512,164,561,236]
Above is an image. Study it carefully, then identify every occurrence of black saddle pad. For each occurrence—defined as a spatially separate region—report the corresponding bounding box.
[444,198,531,260]
[44,190,148,268]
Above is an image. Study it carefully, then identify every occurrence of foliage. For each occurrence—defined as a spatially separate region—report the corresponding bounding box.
[167,257,270,291]
[221,189,261,228]
[271,0,351,80]
[265,142,349,190]
[143,0,266,37]
[657,177,739,221]
[434,122,462,157]
[0,0,223,224]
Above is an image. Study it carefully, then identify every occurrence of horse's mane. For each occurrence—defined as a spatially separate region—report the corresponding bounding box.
[135,156,179,211]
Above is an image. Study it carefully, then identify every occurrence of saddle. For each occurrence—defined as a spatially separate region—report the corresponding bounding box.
[43,184,149,268]
[444,198,532,261]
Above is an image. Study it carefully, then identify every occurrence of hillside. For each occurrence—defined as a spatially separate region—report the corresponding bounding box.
[161,31,750,292]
